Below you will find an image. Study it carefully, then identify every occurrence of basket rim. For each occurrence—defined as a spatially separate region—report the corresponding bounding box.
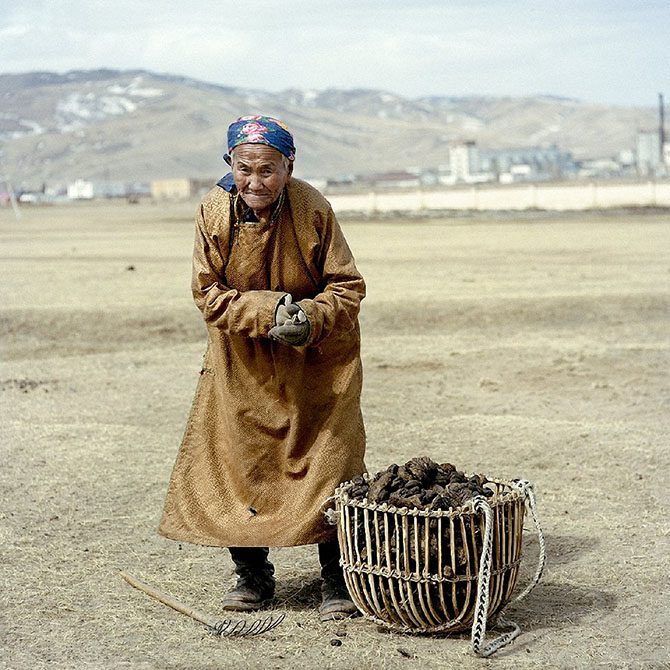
[334,474,524,518]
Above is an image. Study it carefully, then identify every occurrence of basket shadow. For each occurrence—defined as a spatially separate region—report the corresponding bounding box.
[507,581,618,631]
[538,532,600,567]
[269,535,610,626]
[508,532,612,631]
[369,580,618,641]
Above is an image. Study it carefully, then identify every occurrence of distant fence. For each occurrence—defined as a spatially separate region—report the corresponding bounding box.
[327,180,670,214]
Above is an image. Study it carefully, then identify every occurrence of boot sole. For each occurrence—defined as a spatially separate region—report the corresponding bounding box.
[319,599,360,622]
[221,597,274,612]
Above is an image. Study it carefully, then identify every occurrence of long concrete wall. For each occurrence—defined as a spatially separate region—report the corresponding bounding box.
[327,180,670,214]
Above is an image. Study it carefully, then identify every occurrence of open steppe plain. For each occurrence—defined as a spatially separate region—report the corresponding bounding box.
[1,201,668,669]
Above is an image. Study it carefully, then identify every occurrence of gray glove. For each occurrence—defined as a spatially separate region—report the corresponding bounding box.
[269,320,310,346]
[275,293,302,327]
[270,295,310,345]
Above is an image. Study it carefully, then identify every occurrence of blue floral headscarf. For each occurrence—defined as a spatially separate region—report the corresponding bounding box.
[224,115,296,164]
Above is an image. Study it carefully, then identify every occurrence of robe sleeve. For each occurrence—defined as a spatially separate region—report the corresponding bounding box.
[297,206,366,347]
[191,202,283,337]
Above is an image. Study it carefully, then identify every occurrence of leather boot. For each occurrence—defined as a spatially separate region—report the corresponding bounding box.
[318,540,359,621]
[222,547,276,612]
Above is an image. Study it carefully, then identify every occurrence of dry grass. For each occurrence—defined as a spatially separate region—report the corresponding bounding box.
[1,201,669,669]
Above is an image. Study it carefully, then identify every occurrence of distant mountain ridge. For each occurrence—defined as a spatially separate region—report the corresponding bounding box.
[0,69,658,186]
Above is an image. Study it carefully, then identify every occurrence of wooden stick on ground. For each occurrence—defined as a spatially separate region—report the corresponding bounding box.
[120,570,215,627]
[119,570,285,637]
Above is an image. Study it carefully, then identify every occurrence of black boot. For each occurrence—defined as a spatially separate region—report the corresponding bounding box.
[222,547,276,612]
[318,540,359,621]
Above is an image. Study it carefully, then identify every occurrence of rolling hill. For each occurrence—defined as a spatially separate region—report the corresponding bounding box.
[0,69,659,186]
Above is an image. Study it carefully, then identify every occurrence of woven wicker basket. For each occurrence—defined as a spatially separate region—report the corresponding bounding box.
[334,477,527,634]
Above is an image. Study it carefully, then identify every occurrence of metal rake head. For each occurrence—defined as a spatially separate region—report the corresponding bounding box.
[207,612,286,637]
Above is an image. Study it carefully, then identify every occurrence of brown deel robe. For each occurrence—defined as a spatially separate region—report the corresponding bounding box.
[159,178,366,547]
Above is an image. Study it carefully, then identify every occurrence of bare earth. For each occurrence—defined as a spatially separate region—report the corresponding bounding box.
[1,202,668,670]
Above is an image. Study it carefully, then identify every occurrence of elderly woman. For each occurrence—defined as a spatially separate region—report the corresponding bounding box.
[159,115,367,620]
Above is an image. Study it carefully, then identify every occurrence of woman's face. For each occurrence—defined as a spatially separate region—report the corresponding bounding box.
[231,144,293,220]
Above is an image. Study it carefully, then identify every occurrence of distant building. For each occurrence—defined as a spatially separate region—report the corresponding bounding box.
[97,181,130,198]
[636,130,662,176]
[67,179,94,200]
[64,180,140,200]
[419,170,439,187]
[617,149,636,170]
[17,192,41,204]
[449,141,480,182]
[481,145,577,182]
[435,141,494,185]
[499,164,533,184]
[577,158,622,179]
[150,178,214,200]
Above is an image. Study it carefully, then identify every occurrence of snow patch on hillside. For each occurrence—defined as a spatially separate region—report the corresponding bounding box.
[53,77,163,131]
[106,76,163,98]
[0,115,45,140]
[58,92,138,119]
[20,120,45,134]
[55,92,142,131]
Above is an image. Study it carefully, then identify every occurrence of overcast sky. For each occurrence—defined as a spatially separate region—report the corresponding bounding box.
[1,1,667,107]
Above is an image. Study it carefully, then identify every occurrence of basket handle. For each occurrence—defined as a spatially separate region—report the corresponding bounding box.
[511,479,547,604]
[470,480,546,657]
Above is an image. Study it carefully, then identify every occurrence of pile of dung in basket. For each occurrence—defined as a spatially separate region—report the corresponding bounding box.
[333,456,545,657]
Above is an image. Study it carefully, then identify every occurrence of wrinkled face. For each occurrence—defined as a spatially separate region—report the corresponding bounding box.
[231,144,293,219]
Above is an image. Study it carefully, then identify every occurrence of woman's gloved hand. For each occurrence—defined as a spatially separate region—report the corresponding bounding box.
[275,293,302,326]
[270,294,310,346]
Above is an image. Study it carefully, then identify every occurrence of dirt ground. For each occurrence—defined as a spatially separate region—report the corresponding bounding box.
[1,201,668,670]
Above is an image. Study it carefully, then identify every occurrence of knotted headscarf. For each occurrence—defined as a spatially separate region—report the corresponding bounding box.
[224,115,296,164]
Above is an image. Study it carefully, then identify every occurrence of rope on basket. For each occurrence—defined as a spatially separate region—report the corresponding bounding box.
[511,480,546,604]
[470,480,546,657]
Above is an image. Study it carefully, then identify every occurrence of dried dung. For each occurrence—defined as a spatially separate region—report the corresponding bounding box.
[346,456,492,511]
[342,457,494,590]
